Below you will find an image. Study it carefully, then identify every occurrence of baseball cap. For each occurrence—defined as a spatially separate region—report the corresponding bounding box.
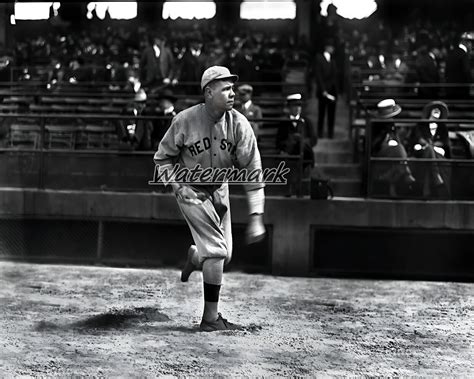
[201,66,238,90]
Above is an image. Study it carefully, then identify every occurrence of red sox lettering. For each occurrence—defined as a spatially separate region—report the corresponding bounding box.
[187,137,236,157]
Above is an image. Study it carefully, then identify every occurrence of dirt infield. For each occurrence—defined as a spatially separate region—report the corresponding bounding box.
[0,261,473,376]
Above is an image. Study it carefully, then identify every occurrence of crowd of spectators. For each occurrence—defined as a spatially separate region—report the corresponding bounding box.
[5,21,311,94]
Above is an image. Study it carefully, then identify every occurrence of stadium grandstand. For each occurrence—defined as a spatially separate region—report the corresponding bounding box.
[0,0,472,280]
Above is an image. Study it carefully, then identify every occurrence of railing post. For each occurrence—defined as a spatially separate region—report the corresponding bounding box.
[365,117,373,198]
[297,118,305,198]
[96,220,104,262]
[38,116,46,189]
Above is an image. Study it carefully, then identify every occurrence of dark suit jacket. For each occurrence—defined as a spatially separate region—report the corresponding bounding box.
[445,46,471,83]
[177,50,207,82]
[117,107,152,151]
[315,53,338,98]
[416,52,440,84]
[140,44,176,84]
[276,115,316,164]
[235,102,263,138]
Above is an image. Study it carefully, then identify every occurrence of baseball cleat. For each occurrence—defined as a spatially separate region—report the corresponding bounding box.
[199,313,243,332]
[180,245,198,282]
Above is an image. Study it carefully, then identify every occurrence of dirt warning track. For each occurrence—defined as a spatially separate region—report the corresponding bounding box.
[0,261,473,376]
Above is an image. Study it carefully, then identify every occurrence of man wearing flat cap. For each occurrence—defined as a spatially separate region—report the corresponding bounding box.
[235,84,263,140]
[154,66,266,331]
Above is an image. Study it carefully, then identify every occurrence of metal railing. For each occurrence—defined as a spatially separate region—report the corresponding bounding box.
[365,118,474,200]
[0,113,307,197]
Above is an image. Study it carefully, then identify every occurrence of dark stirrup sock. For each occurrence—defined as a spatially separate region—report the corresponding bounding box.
[203,282,221,303]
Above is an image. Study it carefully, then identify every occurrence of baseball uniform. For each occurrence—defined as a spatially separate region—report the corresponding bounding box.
[153,103,264,264]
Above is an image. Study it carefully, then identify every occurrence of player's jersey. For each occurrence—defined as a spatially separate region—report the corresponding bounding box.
[154,103,264,190]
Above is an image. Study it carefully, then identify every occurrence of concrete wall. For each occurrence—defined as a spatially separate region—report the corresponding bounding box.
[1,188,473,279]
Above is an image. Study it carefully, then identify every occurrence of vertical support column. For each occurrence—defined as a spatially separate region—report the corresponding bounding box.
[38,116,46,189]
[96,220,104,262]
[270,203,310,276]
[295,0,311,42]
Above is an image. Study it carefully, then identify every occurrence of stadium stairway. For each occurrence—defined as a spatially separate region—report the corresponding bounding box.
[305,96,363,197]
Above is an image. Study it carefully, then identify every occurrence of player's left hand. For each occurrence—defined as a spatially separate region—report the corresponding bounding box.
[175,186,208,205]
[246,214,266,244]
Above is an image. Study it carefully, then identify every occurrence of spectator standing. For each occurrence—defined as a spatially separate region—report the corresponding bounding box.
[140,35,176,93]
[235,84,263,140]
[445,32,473,99]
[176,33,207,95]
[415,34,441,99]
[315,40,338,139]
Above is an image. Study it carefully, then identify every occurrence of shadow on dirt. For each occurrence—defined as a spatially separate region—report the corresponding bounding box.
[35,307,171,332]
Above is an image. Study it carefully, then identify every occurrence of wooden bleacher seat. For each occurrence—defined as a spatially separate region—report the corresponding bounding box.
[3,96,34,105]
[77,105,100,113]
[9,123,41,149]
[51,104,77,113]
[87,98,109,105]
[100,106,121,114]
[77,124,118,149]
[45,124,78,149]
[40,96,63,104]
[29,104,52,113]
[0,104,19,113]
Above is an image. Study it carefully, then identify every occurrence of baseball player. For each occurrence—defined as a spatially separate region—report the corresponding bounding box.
[153,66,266,331]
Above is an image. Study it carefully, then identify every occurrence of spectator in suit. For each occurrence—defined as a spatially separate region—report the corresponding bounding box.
[371,99,416,196]
[315,39,338,139]
[150,89,177,150]
[176,33,207,95]
[415,40,441,99]
[445,32,473,99]
[277,93,316,168]
[235,84,263,140]
[117,89,152,151]
[140,34,177,93]
[407,101,451,197]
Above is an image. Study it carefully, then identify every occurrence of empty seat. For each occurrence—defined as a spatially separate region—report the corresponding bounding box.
[77,105,100,113]
[51,104,77,113]
[30,104,53,113]
[9,123,41,149]
[45,124,79,149]
[77,124,118,149]
[0,104,19,113]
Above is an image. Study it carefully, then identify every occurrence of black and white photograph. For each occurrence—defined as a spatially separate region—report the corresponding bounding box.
[0,0,473,376]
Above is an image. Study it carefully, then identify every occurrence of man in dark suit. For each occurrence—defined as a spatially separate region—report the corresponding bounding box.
[276,93,316,196]
[235,84,263,140]
[415,34,441,99]
[140,34,176,92]
[150,89,177,150]
[445,32,473,99]
[276,93,316,167]
[176,33,207,95]
[117,89,153,151]
[315,39,338,139]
